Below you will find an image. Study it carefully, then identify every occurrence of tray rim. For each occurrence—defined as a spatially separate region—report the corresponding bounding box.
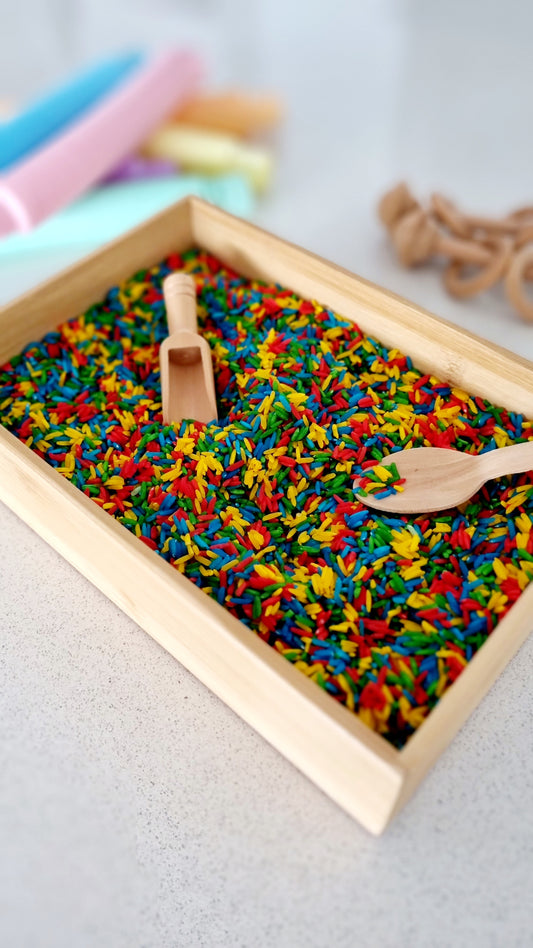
[1,195,532,834]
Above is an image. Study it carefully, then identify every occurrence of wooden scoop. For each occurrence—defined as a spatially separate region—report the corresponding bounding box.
[354,443,533,514]
[159,273,218,426]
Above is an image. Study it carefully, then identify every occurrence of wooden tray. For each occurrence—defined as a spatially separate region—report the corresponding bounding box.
[1,197,532,834]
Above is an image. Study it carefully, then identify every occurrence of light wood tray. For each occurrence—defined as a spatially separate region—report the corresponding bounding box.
[1,197,532,834]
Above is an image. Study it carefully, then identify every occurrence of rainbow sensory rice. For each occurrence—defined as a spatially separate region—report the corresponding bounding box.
[2,248,533,748]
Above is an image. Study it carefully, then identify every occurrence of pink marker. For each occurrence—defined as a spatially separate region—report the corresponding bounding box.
[0,49,202,236]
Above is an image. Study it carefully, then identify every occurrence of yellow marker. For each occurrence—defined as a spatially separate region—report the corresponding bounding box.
[143,123,272,193]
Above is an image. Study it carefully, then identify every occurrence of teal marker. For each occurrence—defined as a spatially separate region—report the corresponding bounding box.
[0,174,254,255]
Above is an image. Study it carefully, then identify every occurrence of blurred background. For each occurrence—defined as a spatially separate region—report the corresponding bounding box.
[2,0,533,352]
[2,3,533,947]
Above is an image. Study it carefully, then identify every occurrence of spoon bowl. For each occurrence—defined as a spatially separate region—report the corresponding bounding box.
[355,442,533,514]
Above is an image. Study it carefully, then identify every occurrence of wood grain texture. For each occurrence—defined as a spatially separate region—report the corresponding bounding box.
[0,425,404,835]
[0,196,532,833]
[395,586,533,819]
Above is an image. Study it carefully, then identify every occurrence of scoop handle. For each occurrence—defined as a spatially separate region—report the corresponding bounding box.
[163,273,198,334]
[482,440,533,479]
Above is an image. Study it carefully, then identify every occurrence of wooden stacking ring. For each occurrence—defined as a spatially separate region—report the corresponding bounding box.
[433,193,526,238]
[391,208,493,268]
[514,223,533,250]
[505,207,533,228]
[431,194,471,238]
[377,182,419,230]
[504,244,533,322]
[444,236,513,299]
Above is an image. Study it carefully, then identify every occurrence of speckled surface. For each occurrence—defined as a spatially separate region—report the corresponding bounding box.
[2,492,533,948]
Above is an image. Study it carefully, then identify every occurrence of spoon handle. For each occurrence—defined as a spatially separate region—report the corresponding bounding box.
[481,440,533,480]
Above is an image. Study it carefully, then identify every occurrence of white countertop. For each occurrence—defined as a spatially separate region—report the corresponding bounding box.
[2,3,533,946]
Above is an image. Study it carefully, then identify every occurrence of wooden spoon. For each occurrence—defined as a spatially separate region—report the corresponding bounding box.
[159,273,218,426]
[354,443,533,514]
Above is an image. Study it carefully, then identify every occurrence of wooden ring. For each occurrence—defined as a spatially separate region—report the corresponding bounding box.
[432,193,526,238]
[443,237,512,299]
[378,182,419,230]
[439,234,492,266]
[431,193,471,238]
[504,244,533,322]
[506,206,533,226]
[514,223,533,250]
[513,226,533,278]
